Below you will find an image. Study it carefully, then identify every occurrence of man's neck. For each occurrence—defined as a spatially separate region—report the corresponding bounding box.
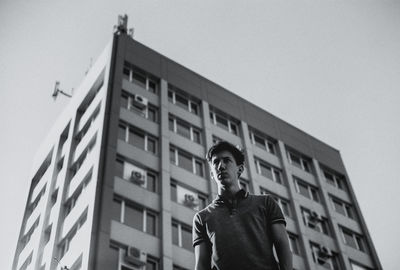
[218,185,241,199]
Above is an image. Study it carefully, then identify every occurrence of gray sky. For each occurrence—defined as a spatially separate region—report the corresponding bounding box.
[1,1,399,269]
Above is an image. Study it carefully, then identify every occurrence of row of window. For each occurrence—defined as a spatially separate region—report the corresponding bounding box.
[288,231,368,269]
[115,154,355,223]
[119,89,349,194]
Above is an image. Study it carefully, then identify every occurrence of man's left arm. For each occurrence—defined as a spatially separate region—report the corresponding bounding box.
[271,222,292,270]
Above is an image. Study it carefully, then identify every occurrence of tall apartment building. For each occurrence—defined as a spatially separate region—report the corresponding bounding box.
[13,16,382,270]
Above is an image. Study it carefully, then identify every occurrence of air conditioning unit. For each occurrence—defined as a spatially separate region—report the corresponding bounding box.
[130,170,146,186]
[131,95,148,110]
[183,194,199,207]
[316,246,332,264]
[125,246,147,266]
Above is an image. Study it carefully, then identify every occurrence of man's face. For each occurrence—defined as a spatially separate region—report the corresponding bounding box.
[210,150,243,187]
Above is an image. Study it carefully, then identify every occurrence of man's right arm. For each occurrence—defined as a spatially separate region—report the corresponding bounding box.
[194,242,211,270]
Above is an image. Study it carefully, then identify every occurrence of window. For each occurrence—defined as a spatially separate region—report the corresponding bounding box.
[115,158,158,193]
[118,122,158,154]
[249,129,276,154]
[172,221,193,251]
[330,196,355,219]
[350,261,371,270]
[123,62,159,94]
[255,158,283,184]
[341,227,367,252]
[115,198,158,236]
[168,86,200,115]
[170,146,204,177]
[301,208,331,236]
[70,136,96,177]
[170,181,208,210]
[121,90,159,122]
[145,257,160,270]
[287,150,312,173]
[323,170,347,191]
[60,213,87,258]
[31,151,53,192]
[260,189,292,218]
[20,218,40,251]
[169,115,202,143]
[75,104,100,144]
[310,242,341,269]
[294,177,320,202]
[19,253,33,270]
[27,186,46,218]
[209,109,239,135]
[288,233,300,255]
[64,176,91,216]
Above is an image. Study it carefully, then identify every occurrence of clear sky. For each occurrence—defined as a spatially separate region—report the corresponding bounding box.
[1,1,399,269]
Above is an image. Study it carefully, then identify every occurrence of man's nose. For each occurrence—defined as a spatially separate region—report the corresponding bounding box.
[217,161,225,170]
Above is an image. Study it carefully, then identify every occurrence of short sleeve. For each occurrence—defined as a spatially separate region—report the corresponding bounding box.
[265,195,286,226]
[192,212,207,247]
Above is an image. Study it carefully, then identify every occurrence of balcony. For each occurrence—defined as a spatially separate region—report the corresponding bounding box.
[170,165,208,193]
[120,107,159,137]
[25,198,44,234]
[74,117,100,162]
[122,79,159,107]
[17,227,40,270]
[62,190,91,238]
[68,157,93,198]
[114,177,159,211]
[172,245,194,270]
[168,102,202,128]
[110,220,160,255]
[31,167,51,204]
[59,223,88,270]
[77,93,102,133]
[171,202,196,226]
[117,140,159,170]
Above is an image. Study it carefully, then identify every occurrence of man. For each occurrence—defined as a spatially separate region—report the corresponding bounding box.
[192,141,292,270]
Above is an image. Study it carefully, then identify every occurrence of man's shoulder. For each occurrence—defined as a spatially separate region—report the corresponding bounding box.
[194,201,219,220]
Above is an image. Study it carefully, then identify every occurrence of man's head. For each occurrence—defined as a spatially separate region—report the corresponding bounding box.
[206,141,245,187]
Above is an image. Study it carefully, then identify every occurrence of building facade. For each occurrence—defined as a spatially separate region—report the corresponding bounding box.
[13,17,382,270]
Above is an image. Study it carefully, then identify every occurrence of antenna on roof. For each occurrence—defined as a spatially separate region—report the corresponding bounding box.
[52,81,72,100]
[114,14,128,35]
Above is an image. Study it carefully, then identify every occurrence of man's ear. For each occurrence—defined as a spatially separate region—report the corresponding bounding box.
[237,165,244,176]
[210,170,215,181]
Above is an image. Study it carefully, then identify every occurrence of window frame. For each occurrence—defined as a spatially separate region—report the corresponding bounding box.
[294,177,320,202]
[255,158,283,184]
[249,129,276,154]
[170,146,205,176]
[209,110,239,135]
[169,115,202,143]
[168,87,200,115]
[118,122,158,154]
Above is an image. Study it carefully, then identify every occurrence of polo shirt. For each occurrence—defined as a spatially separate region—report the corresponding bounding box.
[192,190,286,270]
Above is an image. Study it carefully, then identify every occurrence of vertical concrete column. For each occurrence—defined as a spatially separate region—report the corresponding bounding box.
[277,141,314,270]
[312,159,351,269]
[200,100,217,199]
[160,79,173,270]
[240,121,260,194]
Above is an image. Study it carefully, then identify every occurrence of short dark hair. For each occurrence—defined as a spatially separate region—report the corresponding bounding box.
[206,141,245,166]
